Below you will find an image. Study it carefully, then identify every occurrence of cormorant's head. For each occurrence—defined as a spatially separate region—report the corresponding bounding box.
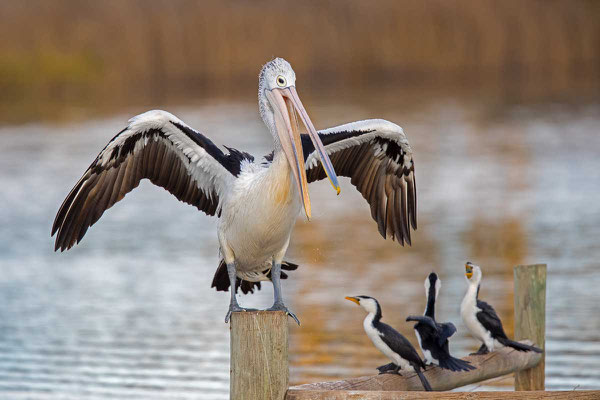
[465,261,482,284]
[345,295,380,315]
[424,272,441,299]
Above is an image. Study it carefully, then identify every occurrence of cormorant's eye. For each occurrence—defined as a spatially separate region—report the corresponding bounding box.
[276,75,286,87]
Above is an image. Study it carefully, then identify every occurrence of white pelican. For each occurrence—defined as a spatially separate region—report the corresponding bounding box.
[52,58,417,324]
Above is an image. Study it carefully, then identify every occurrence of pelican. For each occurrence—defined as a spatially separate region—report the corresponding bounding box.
[52,58,417,324]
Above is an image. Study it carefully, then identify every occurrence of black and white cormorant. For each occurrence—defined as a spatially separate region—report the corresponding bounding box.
[460,262,543,355]
[405,272,475,372]
[345,296,432,391]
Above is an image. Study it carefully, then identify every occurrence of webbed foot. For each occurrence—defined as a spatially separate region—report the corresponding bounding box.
[376,362,397,374]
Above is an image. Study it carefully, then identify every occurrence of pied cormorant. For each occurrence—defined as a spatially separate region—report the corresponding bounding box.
[461,262,543,354]
[406,272,475,371]
[345,296,432,391]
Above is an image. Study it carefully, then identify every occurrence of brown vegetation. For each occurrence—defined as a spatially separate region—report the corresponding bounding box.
[1,0,598,123]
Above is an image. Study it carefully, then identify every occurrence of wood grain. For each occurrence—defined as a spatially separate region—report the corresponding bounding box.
[514,264,547,390]
[231,311,289,400]
[286,390,599,400]
[287,342,541,393]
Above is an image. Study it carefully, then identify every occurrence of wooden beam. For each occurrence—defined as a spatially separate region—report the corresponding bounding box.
[231,311,288,400]
[286,342,541,394]
[514,264,547,390]
[286,390,599,400]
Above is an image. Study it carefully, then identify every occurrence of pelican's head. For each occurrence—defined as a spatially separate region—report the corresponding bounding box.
[345,295,380,315]
[465,261,482,284]
[424,272,441,300]
[259,58,340,220]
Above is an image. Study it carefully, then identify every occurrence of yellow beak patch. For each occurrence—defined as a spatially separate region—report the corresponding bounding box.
[465,263,473,279]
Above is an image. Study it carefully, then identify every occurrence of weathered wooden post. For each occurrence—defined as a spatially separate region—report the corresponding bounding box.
[230,311,289,400]
[514,264,547,390]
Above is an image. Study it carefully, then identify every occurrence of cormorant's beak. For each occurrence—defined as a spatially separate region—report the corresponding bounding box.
[345,296,360,305]
[465,262,473,279]
[266,86,340,220]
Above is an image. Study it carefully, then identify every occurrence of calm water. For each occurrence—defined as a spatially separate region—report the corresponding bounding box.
[0,97,599,398]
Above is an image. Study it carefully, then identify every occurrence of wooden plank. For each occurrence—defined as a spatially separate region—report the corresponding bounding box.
[287,342,541,393]
[231,311,288,400]
[514,264,547,390]
[286,390,599,400]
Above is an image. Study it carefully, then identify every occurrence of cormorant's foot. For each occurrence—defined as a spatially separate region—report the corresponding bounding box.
[267,302,300,326]
[224,304,258,323]
[383,369,402,375]
[469,344,489,355]
[376,362,397,374]
[469,348,489,356]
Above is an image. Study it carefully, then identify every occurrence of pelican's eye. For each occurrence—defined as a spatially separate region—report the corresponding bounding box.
[276,75,287,87]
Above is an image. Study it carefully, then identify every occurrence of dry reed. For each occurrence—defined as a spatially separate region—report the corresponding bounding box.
[0,0,598,123]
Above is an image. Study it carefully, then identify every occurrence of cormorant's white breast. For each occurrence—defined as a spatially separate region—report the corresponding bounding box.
[461,262,543,354]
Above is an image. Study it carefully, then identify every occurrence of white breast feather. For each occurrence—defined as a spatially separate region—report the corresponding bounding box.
[363,314,414,372]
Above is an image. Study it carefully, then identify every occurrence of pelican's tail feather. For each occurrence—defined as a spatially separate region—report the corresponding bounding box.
[211,260,298,294]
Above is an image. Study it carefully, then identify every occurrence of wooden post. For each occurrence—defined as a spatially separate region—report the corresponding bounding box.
[514,264,547,390]
[230,311,289,400]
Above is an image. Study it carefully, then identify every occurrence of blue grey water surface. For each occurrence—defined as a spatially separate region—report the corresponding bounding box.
[0,99,599,398]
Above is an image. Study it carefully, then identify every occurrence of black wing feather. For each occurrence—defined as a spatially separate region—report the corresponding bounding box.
[302,128,417,246]
[377,322,425,369]
[52,117,251,251]
[406,315,439,332]
[476,300,508,339]
[438,322,457,346]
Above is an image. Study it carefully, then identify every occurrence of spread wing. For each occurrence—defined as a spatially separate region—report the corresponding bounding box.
[407,315,456,347]
[476,300,508,339]
[406,315,439,332]
[52,110,253,251]
[438,322,457,346]
[303,119,416,245]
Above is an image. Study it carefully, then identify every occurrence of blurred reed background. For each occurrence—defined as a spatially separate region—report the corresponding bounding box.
[1,0,599,124]
[1,1,600,397]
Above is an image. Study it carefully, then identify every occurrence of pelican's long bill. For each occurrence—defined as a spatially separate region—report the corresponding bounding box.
[266,86,341,220]
[345,296,360,305]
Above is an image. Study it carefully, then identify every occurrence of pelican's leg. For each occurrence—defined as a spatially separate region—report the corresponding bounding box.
[224,262,256,323]
[267,259,300,325]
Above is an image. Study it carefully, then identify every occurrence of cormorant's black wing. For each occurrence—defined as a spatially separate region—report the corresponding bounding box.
[476,300,508,339]
[377,322,425,368]
[437,322,457,347]
[406,315,438,332]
